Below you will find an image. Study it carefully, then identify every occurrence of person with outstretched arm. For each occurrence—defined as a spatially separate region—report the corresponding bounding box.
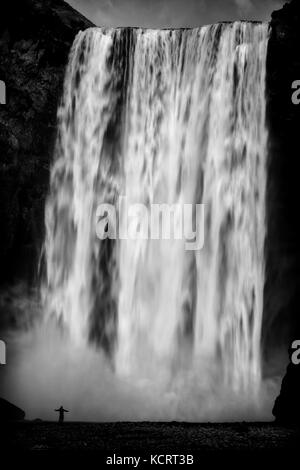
[54,406,69,423]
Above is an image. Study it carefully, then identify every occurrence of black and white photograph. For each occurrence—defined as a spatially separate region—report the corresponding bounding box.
[0,0,300,464]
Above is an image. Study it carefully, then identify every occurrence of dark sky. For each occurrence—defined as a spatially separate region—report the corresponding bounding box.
[67,0,286,28]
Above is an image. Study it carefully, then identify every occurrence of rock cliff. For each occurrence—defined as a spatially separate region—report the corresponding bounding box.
[264,0,300,370]
[0,0,93,283]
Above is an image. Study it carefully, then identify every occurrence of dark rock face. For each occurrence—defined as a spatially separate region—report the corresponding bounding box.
[0,0,93,284]
[265,0,300,423]
[263,0,300,374]
[0,397,25,421]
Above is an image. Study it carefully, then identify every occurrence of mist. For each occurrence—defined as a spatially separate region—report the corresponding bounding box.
[1,318,279,422]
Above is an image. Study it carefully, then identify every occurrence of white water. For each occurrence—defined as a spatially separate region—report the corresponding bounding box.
[39,22,269,420]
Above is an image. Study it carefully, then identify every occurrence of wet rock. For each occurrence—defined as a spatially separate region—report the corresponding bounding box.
[272,348,300,425]
[0,398,25,421]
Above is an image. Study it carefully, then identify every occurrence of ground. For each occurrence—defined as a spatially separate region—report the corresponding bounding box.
[4,421,300,460]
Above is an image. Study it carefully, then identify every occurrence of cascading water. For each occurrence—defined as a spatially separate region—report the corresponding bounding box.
[42,22,269,419]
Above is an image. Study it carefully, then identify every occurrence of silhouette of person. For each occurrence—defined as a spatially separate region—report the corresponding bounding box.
[55,406,69,423]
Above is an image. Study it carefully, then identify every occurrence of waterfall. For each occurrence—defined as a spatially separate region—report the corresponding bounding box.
[43,22,269,418]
